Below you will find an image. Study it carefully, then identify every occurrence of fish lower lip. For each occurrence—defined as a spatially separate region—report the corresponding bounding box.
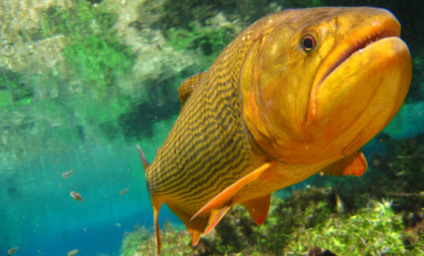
[320,30,399,84]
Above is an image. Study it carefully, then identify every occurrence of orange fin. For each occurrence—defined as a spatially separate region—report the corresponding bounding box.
[151,199,163,255]
[191,162,273,221]
[166,202,209,246]
[321,151,368,177]
[204,206,231,235]
[178,71,207,106]
[136,145,150,171]
[242,194,271,225]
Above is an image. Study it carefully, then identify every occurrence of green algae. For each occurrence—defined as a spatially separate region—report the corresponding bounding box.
[285,200,418,255]
[41,0,134,88]
[121,194,423,256]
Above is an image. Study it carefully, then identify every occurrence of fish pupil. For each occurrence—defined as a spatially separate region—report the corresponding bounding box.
[301,34,316,52]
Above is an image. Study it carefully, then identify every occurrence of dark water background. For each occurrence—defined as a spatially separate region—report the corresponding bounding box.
[0,0,423,255]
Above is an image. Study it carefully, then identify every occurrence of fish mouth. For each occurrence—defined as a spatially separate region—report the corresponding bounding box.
[318,29,399,85]
[306,16,401,124]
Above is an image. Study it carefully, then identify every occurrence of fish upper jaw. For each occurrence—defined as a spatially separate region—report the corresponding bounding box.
[307,8,402,124]
[305,10,411,157]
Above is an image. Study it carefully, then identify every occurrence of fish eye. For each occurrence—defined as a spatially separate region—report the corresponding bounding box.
[301,34,317,52]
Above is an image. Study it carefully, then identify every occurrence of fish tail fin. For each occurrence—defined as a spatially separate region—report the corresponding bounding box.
[136,144,150,171]
[153,202,162,255]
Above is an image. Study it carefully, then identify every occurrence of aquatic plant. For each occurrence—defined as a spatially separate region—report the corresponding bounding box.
[41,0,134,88]
[165,20,236,68]
[122,185,424,255]
[121,222,193,256]
[285,199,419,255]
[121,226,151,256]
[0,72,32,108]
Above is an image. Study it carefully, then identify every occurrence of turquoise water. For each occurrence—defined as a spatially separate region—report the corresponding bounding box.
[0,102,182,255]
[1,0,423,255]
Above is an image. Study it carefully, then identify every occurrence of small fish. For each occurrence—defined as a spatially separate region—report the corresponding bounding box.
[138,7,412,254]
[115,222,122,227]
[70,191,83,202]
[120,187,129,195]
[67,249,79,256]
[335,192,345,213]
[7,247,18,255]
[62,169,74,178]
[7,246,19,255]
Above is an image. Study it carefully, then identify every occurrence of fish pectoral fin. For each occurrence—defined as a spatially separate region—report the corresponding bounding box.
[320,151,368,177]
[166,202,209,246]
[178,71,207,107]
[191,162,274,221]
[241,194,271,225]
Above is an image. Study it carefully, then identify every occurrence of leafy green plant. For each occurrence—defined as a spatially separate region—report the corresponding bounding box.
[166,21,235,63]
[121,222,193,256]
[41,0,134,88]
[285,199,423,255]
[0,72,33,108]
[121,226,151,256]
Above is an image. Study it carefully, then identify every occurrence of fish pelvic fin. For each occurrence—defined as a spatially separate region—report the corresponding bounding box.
[191,162,274,220]
[136,144,150,171]
[189,162,275,236]
[241,194,271,225]
[320,151,368,177]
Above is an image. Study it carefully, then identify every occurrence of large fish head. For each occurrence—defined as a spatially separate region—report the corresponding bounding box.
[240,7,412,164]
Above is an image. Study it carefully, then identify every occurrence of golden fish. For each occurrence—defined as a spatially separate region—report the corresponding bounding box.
[138,7,412,254]
[7,247,18,255]
[67,249,79,256]
[120,187,130,195]
[62,169,74,178]
[70,191,83,202]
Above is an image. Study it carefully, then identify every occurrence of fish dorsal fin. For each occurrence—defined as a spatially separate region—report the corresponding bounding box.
[178,71,207,106]
[241,194,271,225]
[136,145,150,171]
[191,162,274,229]
[320,151,368,177]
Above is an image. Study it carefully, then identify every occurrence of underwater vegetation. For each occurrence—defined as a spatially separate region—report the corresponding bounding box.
[40,0,134,88]
[121,134,424,255]
[1,0,423,142]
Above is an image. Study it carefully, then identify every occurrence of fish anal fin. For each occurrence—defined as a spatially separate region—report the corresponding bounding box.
[204,206,231,235]
[166,202,209,246]
[242,194,271,226]
[178,71,207,107]
[321,151,368,177]
[191,162,274,221]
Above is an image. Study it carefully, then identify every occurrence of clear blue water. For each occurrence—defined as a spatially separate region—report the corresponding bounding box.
[0,132,184,255]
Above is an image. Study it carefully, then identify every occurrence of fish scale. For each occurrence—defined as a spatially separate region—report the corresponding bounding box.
[146,35,256,201]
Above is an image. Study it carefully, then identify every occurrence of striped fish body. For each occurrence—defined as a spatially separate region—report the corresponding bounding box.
[140,7,412,254]
[144,15,265,250]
